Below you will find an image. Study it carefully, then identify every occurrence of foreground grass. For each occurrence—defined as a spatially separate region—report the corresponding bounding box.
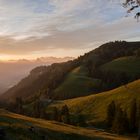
[0,109,135,140]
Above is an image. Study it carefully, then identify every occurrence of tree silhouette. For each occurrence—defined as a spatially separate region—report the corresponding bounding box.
[129,99,137,132]
[61,105,70,124]
[15,97,23,114]
[106,101,116,128]
[33,99,41,118]
[112,105,129,134]
[123,0,140,21]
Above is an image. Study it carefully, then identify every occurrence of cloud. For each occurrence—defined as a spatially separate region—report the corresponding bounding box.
[0,0,126,39]
[0,0,140,59]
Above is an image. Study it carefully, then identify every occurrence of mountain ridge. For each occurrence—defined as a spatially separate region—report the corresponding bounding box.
[1,41,140,102]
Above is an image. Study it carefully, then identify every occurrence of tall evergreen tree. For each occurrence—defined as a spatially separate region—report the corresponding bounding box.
[77,114,86,126]
[40,103,47,119]
[53,107,59,121]
[33,99,41,118]
[122,110,130,133]
[15,97,23,114]
[137,103,140,139]
[106,101,116,128]
[112,106,128,134]
[129,99,137,132]
[61,105,70,124]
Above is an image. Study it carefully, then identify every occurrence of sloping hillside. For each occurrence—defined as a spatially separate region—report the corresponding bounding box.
[1,41,140,102]
[100,56,140,77]
[49,79,140,124]
[0,61,78,102]
[0,109,135,140]
[54,56,140,99]
[53,66,101,99]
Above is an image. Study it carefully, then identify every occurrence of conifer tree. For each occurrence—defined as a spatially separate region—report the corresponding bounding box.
[111,105,129,134]
[137,103,140,140]
[53,107,59,121]
[129,99,137,132]
[33,99,41,118]
[112,106,125,134]
[106,101,116,128]
[61,105,70,124]
[15,97,23,114]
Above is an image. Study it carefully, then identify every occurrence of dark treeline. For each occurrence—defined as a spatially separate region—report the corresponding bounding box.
[106,99,140,134]
[91,70,139,91]
[9,96,140,134]
[7,98,86,127]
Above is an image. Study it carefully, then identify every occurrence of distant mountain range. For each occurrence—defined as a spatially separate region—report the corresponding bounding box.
[0,57,74,94]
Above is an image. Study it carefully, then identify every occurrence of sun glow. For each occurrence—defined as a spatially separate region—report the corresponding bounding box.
[0,54,35,61]
[0,47,93,62]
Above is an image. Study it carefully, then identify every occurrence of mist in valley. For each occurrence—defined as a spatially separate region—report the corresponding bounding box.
[0,57,73,94]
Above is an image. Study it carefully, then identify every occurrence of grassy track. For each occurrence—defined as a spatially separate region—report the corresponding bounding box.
[0,109,135,140]
[54,66,101,99]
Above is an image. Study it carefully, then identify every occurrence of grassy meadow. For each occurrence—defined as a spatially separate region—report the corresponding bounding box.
[49,79,140,124]
[0,109,136,140]
[54,66,101,99]
[100,56,140,77]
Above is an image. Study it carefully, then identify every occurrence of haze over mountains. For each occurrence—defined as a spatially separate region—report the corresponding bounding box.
[0,56,74,94]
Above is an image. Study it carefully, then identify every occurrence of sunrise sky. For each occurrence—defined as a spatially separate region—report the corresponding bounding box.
[0,0,140,60]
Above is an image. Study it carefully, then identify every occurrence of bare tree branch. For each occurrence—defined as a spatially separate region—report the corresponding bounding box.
[123,0,140,21]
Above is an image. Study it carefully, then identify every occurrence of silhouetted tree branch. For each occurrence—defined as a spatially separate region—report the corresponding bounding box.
[123,0,140,21]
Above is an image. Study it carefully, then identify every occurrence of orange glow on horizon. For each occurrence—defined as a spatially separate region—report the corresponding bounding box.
[0,54,33,61]
[0,47,93,62]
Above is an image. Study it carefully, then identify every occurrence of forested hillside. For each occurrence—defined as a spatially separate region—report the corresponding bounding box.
[1,41,140,102]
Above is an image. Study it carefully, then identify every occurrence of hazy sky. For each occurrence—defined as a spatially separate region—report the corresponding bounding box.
[0,0,140,60]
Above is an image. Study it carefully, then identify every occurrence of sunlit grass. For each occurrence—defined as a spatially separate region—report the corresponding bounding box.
[0,109,135,140]
[50,79,140,124]
[54,66,101,99]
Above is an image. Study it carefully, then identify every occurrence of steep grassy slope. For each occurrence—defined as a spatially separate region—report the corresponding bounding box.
[0,109,134,140]
[53,66,101,99]
[50,80,140,124]
[100,56,140,77]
